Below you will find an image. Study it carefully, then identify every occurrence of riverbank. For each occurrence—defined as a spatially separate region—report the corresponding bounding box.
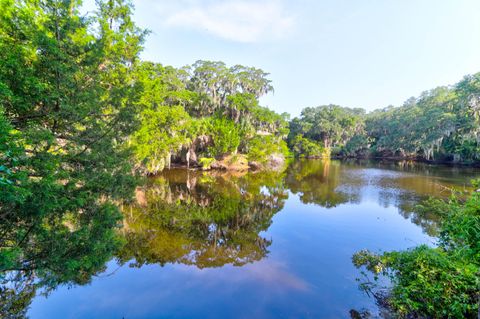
[170,153,288,172]
[333,155,480,167]
[169,154,480,176]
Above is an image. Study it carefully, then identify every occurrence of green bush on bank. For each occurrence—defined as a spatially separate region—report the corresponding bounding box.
[247,135,289,163]
[290,135,329,158]
[207,117,242,158]
[199,157,216,170]
[353,181,480,318]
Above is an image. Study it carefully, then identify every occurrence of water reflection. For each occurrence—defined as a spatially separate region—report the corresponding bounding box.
[0,204,123,318]
[3,160,478,318]
[286,160,361,207]
[287,159,473,236]
[117,159,472,271]
[118,169,288,268]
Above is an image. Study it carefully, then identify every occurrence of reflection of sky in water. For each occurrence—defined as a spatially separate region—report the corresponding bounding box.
[28,160,478,319]
[29,203,433,318]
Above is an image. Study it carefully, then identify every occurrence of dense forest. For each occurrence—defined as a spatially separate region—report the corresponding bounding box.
[288,80,480,163]
[131,60,290,173]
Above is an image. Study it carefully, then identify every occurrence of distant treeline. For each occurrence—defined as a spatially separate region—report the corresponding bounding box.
[123,61,480,170]
[133,61,480,169]
[289,77,480,164]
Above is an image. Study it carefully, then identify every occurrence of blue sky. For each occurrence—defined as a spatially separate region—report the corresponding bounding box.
[84,0,480,116]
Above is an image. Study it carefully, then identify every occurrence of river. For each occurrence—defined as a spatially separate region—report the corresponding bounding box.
[28,160,480,318]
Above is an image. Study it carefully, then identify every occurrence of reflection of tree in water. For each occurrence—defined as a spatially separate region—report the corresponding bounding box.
[285,159,466,236]
[0,205,124,318]
[285,159,361,208]
[118,169,288,268]
[396,196,442,237]
[369,165,469,237]
[0,275,35,319]
[0,160,470,317]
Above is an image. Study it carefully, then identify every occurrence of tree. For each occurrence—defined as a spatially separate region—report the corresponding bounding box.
[130,60,287,170]
[130,62,194,173]
[0,0,145,313]
[288,105,364,157]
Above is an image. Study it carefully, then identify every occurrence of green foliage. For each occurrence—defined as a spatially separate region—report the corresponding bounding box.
[129,59,287,171]
[365,82,480,162]
[291,74,480,163]
[290,135,329,158]
[199,157,216,170]
[289,105,364,150]
[208,117,242,157]
[132,106,192,173]
[185,60,273,118]
[0,109,28,205]
[353,184,480,318]
[246,135,289,163]
[0,0,144,313]
[340,135,370,157]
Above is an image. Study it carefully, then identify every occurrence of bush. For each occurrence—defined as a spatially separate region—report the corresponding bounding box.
[353,183,480,318]
[247,135,289,163]
[290,135,329,158]
[208,117,241,158]
[198,157,215,170]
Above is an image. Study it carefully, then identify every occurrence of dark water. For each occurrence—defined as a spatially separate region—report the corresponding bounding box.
[27,160,479,318]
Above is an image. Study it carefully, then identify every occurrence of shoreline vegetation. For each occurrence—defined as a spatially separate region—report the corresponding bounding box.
[128,60,480,173]
[353,181,480,319]
[0,1,479,318]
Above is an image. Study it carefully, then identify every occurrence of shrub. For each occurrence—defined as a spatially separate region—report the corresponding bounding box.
[208,117,241,158]
[290,135,329,158]
[353,183,480,318]
[198,157,215,170]
[247,135,289,163]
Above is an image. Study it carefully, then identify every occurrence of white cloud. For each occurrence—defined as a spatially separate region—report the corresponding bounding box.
[157,0,295,43]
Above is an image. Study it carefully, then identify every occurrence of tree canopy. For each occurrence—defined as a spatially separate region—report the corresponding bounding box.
[289,78,480,163]
[0,0,144,314]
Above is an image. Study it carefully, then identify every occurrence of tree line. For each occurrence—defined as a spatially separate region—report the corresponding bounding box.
[288,77,480,164]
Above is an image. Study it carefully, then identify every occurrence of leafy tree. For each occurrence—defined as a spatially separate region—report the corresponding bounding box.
[290,73,480,164]
[288,105,364,158]
[340,135,370,158]
[130,61,198,173]
[129,59,286,171]
[185,60,273,118]
[0,0,145,313]
[289,135,328,158]
[246,135,289,164]
[208,117,242,158]
[131,105,192,173]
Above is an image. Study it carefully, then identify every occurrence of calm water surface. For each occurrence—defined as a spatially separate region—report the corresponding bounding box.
[28,160,480,318]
